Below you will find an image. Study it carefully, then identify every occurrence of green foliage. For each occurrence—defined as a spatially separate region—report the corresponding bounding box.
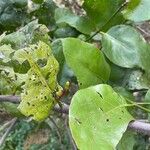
[55,8,95,35]
[54,26,79,38]
[1,0,150,149]
[32,0,57,29]
[1,120,72,150]
[0,0,27,32]
[51,39,75,86]
[102,25,150,71]
[83,0,124,30]
[0,20,50,49]
[69,84,133,150]
[117,131,136,150]
[0,102,23,118]
[62,38,110,88]
[123,0,150,22]
[14,41,62,121]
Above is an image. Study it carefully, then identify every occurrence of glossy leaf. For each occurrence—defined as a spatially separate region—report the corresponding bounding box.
[123,0,150,22]
[55,8,95,35]
[83,0,124,30]
[62,38,110,88]
[102,25,150,72]
[69,84,133,150]
[14,41,61,121]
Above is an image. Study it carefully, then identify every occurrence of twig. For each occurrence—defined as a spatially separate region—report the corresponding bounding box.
[0,120,15,133]
[0,95,20,103]
[2,95,150,135]
[67,126,77,150]
[136,26,150,37]
[128,120,150,135]
[54,103,69,114]
[49,117,63,146]
[0,95,69,114]
[86,1,129,41]
[65,117,77,150]
[0,118,17,146]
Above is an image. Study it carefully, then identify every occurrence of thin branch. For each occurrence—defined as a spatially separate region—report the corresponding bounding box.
[0,95,69,114]
[128,120,150,135]
[86,1,129,41]
[0,120,15,133]
[136,26,150,37]
[1,95,150,135]
[54,103,69,114]
[65,117,77,150]
[49,117,63,146]
[0,118,17,146]
[0,95,20,103]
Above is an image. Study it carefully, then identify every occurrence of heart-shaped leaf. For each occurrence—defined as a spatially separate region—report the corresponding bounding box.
[69,84,133,150]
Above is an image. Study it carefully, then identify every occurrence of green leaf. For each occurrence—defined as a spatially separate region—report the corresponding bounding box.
[0,33,6,43]
[109,63,150,90]
[109,62,126,82]
[102,25,150,72]
[55,8,95,35]
[0,0,27,31]
[117,131,136,150]
[54,26,79,38]
[51,40,74,86]
[14,41,62,121]
[1,102,24,118]
[83,0,124,30]
[113,87,134,101]
[62,38,110,88]
[0,66,27,94]
[123,0,150,22]
[69,84,133,150]
[32,0,57,30]
[144,89,150,121]
[0,20,50,74]
[124,70,150,90]
[32,0,43,4]
[0,44,14,63]
[145,90,150,103]
[0,20,50,49]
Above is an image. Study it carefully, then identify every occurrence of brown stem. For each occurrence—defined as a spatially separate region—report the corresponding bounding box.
[1,95,150,135]
[0,95,20,103]
[0,118,17,146]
